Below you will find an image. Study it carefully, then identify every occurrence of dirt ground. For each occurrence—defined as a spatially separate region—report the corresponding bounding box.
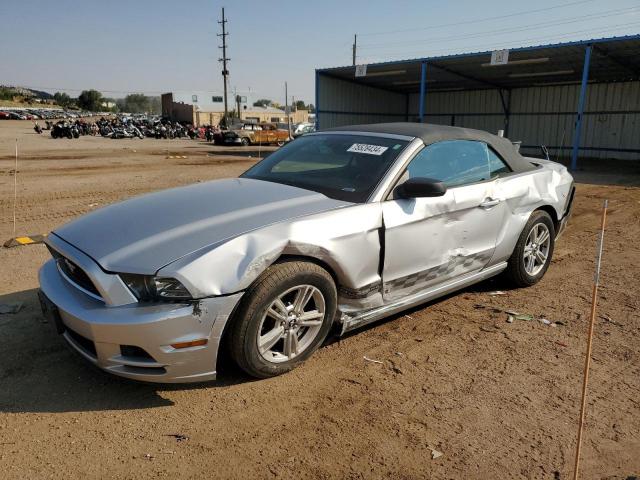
[0,120,638,480]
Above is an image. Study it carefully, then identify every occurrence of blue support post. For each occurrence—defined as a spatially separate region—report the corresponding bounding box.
[418,61,427,123]
[571,45,592,170]
[315,70,320,130]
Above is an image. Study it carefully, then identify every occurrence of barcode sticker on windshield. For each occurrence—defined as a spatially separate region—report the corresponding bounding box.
[347,143,389,155]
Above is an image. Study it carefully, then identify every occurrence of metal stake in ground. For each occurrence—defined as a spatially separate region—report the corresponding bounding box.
[13,138,18,236]
[572,199,608,480]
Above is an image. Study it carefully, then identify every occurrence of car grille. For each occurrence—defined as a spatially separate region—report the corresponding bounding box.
[47,246,101,298]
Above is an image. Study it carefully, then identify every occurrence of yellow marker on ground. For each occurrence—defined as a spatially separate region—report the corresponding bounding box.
[3,234,48,248]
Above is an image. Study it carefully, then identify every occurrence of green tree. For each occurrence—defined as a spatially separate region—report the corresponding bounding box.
[148,96,161,114]
[123,93,149,113]
[252,98,272,108]
[115,94,161,114]
[0,87,15,101]
[77,89,103,111]
[53,92,73,107]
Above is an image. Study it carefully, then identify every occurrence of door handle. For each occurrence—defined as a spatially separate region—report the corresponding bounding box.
[479,198,501,208]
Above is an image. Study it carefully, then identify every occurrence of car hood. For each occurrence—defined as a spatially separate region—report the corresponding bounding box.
[53,178,350,274]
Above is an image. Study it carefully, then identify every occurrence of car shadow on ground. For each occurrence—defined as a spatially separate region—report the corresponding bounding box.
[0,275,511,414]
[0,289,253,414]
[330,274,511,344]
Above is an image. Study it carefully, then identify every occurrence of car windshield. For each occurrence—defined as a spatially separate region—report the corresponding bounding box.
[241,134,409,202]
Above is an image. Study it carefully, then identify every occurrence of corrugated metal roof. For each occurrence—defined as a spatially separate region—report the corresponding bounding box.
[317,34,640,93]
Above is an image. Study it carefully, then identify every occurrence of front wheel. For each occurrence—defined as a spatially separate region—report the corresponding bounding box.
[504,210,555,287]
[240,137,250,146]
[228,261,337,378]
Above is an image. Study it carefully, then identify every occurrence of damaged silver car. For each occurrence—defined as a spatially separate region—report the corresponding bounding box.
[38,123,574,382]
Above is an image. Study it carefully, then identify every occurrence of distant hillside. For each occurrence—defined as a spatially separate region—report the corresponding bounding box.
[0,85,53,100]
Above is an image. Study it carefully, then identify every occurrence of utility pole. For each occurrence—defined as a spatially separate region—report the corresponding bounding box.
[218,7,230,126]
[285,82,291,140]
[352,34,357,66]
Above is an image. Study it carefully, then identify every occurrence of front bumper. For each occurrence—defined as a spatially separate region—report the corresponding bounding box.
[39,259,243,383]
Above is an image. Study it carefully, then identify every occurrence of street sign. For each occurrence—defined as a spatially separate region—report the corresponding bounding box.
[490,49,509,66]
[355,64,367,77]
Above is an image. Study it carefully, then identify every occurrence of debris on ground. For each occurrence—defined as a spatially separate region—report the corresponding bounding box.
[600,314,623,327]
[389,361,404,375]
[431,449,443,459]
[363,356,384,365]
[505,311,563,327]
[0,303,23,314]
[165,434,189,442]
[487,290,507,296]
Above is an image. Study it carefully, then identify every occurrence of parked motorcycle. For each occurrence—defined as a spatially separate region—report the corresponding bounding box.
[51,121,74,139]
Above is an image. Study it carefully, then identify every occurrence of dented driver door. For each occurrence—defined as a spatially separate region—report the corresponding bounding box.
[381,181,503,301]
[381,140,506,302]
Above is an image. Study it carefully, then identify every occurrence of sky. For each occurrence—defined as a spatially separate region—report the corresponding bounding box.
[2,0,640,105]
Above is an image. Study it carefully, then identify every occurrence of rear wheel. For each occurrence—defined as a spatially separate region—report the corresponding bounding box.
[228,261,336,378]
[240,137,250,146]
[504,210,555,287]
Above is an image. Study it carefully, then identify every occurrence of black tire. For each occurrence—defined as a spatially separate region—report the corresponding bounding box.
[240,137,250,146]
[228,261,337,378]
[504,210,555,288]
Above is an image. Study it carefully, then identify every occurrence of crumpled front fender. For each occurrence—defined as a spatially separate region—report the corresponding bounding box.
[157,203,383,299]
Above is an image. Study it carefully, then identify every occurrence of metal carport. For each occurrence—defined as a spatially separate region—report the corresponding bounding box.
[315,34,640,169]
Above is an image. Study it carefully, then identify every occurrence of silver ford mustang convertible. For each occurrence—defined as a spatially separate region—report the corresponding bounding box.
[38,123,574,382]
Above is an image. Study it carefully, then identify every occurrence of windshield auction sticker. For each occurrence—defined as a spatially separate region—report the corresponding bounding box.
[347,143,389,155]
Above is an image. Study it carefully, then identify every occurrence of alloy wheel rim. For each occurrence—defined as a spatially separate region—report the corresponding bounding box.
[257,285,325,363]
[523,223,551,276]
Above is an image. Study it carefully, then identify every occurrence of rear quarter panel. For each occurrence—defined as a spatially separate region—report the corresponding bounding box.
[491,159,573,263]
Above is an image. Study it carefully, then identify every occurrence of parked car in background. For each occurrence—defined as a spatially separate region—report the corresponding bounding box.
[7,111,27,120]
[292,122,316,138]
[223,122,290,146]
[38,123,574,383]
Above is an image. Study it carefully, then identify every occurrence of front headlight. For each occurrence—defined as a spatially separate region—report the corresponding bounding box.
[119,274,192,301]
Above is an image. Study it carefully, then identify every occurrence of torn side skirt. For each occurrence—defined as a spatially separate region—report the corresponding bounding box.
[338,281,382,299]
[383,251,494,294]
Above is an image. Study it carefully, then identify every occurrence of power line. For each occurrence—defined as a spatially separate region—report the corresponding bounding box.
[358,6,639,50]
[357,0,598,37]
[356,22,640,63]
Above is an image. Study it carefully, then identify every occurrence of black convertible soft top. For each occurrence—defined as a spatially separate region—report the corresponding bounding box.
[327,122,534,173]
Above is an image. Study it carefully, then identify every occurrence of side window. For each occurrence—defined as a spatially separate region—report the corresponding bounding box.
[488,147,511,178]
[405,140,491,188]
